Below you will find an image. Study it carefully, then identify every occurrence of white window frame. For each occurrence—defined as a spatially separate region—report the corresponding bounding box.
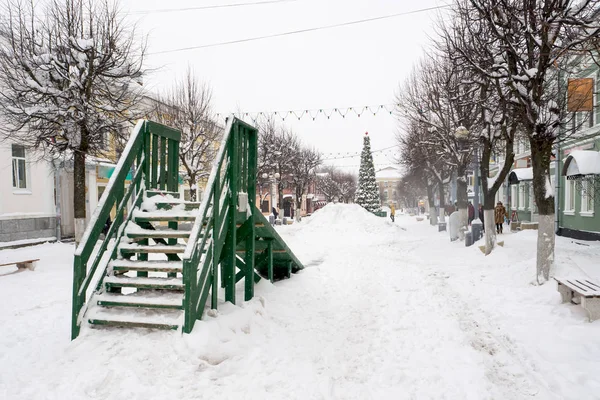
[511,185,517,210]
[564,178,576,215]
[518,184,526,210]
[580,180,594,216]
[12,144,29,192]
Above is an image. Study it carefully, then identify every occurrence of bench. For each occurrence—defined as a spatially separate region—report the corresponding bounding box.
[555,277,600,321]
[0,259,38,271]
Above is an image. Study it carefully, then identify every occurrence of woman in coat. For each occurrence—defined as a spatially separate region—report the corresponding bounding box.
[494,202,507,234]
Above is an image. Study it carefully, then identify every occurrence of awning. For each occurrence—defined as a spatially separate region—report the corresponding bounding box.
[562,150,600,178]
[508,168,533,185]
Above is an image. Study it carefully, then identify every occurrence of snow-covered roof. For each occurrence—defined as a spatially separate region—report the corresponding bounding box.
[562,150,600,177]
[375,167,402,179]
[508,168,533,185]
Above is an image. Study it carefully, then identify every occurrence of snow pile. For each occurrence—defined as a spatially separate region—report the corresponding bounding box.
[2,206,600,399]
[564,150,600,176]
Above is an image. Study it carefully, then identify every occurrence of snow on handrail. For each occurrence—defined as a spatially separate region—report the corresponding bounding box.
[182,116,235,260]
[74,120,145,257]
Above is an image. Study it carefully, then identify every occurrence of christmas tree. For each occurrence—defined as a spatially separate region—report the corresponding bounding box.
[355,132,381,213]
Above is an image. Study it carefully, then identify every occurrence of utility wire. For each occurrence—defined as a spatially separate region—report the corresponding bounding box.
[149,4,450,55]
[129,0,296,15]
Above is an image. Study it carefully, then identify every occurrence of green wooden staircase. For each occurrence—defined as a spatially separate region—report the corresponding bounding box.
[71,118,304,339]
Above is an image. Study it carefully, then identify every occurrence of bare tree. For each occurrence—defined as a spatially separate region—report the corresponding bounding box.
[153,68,219,201]
[440,1,519,254]
[0,0,146,242]
[398,54,479,235]
[335,171,357,203]
[256,119,300,210]
[461,0,600,282]
[289,146,321,221]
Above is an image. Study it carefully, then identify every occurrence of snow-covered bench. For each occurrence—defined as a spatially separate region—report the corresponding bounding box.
[555,277,600,321]
[0,259,38,271]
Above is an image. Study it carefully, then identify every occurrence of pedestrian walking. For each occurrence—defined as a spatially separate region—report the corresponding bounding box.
[468,201,475,225]
[494,202,507,234]
[271,206,279,225]
[390,204,395,223]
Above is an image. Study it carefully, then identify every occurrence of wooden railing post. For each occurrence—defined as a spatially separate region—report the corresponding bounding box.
[159,137,167,190]
[143,125,150,190]
[245,127,258,300]
[225,123,238,304]
[151,133,158,189]
[71,255,84,339]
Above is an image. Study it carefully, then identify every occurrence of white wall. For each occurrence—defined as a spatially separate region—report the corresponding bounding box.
[0,142,55,218]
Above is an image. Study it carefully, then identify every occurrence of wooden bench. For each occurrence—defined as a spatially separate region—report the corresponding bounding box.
[555,277,600,321]
[0,259,38,271]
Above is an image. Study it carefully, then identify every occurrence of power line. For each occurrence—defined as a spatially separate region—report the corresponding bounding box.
[149,4,450,55]
[129,0,296,15]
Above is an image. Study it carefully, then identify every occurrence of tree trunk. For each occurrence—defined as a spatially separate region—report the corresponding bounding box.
[438,182,446,223]
[426,183,438,225]
[74,128,89,244]
[189,175,197,202]
[530,136,555,284]
[483,193,497,255]
[456,174,468,240]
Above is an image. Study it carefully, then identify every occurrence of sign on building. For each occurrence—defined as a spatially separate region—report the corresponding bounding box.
[567,78,594,112]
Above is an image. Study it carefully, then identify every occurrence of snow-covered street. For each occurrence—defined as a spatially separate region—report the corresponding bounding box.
[2,204,600,400]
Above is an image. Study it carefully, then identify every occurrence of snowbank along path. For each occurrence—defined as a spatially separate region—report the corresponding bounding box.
[2,203,600,399]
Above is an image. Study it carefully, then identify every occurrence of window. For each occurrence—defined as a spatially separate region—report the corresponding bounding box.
[12,144,27,189]
[511,185,517,210]
[518,184,526,209]
[383,190,388,201]
[565,179,575,213]
[581,181,594,215]
[528,183,534,210]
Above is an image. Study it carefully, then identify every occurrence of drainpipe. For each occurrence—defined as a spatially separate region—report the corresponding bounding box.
[554,140,561,234]
[53,159,62,241]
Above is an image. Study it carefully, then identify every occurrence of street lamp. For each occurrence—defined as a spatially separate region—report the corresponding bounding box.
[455,126,482,243]
[261,171,280,212]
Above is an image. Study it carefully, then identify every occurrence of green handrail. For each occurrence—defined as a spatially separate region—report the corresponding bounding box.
[71,120,181,340]
[181,117,258,333]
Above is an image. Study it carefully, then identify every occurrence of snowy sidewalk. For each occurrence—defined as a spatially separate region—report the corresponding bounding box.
[1,204,600,399]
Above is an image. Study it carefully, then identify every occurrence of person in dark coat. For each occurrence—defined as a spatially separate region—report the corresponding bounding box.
[478,204,484,232]
[272,206,279,220]
[468,202,475,225]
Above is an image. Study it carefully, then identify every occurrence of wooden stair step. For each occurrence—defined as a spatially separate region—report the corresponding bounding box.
[127,230,191,240]
[154,201,201,211]
[104,275,184,290]
[110,260,183,273]
[120,243,186,254]
[135,214,197,222]
[146,190,180,199]
[96,292,183,310]
[236,249,287,254]
[88,308,181,330]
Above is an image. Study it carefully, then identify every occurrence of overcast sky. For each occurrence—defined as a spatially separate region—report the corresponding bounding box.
[121,0,449,173]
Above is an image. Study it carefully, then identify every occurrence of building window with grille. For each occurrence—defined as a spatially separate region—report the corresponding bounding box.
[12,144,27,189]
[564,179,576,214]
[581,181,594,216]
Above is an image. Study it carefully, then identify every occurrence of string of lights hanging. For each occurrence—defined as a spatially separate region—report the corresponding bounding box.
[216,103,401,123]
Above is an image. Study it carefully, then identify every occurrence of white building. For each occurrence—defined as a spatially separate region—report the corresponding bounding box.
[0,142,58,243]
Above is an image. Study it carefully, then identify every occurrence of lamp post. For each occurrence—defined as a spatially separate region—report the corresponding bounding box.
[456,126,481,244]
[262,171,280,212]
